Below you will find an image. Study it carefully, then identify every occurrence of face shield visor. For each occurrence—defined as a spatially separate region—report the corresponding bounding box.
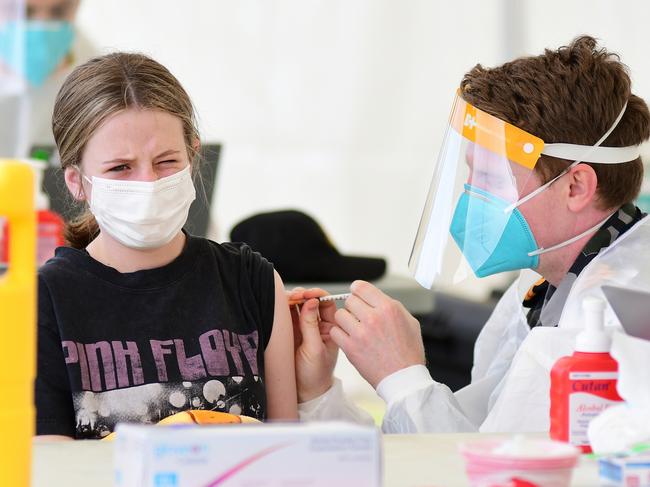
[0,0,29,157]
[409,91,640,290]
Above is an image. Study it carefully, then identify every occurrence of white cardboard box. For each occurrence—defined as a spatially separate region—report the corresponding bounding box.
[114,421,382,487]
[599,453,650,486]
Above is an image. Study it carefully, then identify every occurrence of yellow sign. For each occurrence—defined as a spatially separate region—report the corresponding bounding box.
[449,93,544,170]
[0,160,36,486]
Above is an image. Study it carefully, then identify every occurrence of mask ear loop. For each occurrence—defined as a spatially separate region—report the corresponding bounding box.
[527,211,616,257]
[74,165,92,200]
[503,100,629,214]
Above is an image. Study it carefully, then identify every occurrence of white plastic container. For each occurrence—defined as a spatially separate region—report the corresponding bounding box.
[461,436,580,487]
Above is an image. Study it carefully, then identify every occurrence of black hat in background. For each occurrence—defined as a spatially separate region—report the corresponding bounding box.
[230,210,387,282]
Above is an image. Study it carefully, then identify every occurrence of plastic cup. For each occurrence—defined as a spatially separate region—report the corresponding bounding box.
[460,437,580,487]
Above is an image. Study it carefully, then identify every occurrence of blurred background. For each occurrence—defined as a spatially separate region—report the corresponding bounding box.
[72,0,650,297]
[3,0,650,421]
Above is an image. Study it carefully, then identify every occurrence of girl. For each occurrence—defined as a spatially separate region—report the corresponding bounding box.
[36,52,298,439]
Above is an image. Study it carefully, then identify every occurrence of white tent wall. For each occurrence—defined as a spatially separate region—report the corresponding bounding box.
[510,0,650,102]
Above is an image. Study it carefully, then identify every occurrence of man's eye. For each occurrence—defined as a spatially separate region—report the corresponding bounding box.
[50,4,71,19]
[476,171,507,185]
[158,160,178,165]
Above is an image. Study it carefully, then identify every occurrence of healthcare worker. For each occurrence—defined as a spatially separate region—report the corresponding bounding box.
[0,0,94,156]
[291,35,650,433]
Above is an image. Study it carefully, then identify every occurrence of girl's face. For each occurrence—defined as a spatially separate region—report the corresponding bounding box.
[66,108,190,200]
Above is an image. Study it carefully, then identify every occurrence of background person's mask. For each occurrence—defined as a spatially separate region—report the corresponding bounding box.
[84,166,196,249]
[0,20,75,87]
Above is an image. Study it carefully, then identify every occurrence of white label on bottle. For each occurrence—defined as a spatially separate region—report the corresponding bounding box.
[569,392,620,446]
[569,372,618,380]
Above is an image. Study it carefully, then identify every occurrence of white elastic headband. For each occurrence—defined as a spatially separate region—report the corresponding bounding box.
[506,100,637,212]
[541,143,640,164]
[540,100,636,164]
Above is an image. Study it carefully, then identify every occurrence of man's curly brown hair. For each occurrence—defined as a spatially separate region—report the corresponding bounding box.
[460,35,650,210]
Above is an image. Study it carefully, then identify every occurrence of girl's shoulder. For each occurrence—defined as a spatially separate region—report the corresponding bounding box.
[38,246,89,282]
[36,236,274,291]
[200,237,273,271]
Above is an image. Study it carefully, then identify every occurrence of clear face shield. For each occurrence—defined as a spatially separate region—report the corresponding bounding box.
[0,0,28,157]
[409,92,640,290]
[0,0,74,157]
[0,0,75,88]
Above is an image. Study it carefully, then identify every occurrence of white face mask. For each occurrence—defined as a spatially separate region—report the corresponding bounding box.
[83,166,196,249]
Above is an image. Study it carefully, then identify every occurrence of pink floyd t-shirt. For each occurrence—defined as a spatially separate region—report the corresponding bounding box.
[36,235,275,439]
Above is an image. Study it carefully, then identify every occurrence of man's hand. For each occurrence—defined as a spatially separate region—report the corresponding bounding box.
[288,288,339,403]
[331,280,426,389]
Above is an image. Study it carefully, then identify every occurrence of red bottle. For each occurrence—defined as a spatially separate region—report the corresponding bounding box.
[0,160,64,268]
[550,297,623,453]
[36,209,65,265]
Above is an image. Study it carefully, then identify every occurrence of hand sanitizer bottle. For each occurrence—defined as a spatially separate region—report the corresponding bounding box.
[550,296,623,453]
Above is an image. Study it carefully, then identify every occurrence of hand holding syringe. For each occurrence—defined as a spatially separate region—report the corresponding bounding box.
[288,287,342,402]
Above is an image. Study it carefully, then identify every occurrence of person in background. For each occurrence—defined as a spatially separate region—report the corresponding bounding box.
[291,36,650,433]
[36,52,298,439]
[0,0,94,156]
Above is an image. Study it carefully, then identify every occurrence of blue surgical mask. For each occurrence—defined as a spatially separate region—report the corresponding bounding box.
[0,20,75,87]
[450,184,540,278]
[450,182,615,278]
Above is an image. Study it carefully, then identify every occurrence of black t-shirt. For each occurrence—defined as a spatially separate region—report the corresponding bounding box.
[36,235,275,439]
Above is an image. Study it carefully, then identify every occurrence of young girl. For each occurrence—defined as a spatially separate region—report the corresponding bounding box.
[36,52,298,439]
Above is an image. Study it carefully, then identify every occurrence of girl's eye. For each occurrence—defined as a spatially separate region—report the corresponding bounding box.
[156,159,178,170]
[108,164,129,172]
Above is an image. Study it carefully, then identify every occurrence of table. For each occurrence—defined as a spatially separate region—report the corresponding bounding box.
[287,273,435,315]
[381,433,599,487]
[31,432,600,486]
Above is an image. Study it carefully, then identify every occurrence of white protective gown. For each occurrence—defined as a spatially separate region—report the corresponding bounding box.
[298,216,650,433]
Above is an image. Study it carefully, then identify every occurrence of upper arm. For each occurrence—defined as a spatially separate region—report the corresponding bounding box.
[263,270,298,420]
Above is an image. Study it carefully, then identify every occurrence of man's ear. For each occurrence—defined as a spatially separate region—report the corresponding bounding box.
[64,166,87,201]
[567,163,599,212]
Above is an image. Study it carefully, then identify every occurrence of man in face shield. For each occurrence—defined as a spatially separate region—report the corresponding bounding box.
[291,35,650,433]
